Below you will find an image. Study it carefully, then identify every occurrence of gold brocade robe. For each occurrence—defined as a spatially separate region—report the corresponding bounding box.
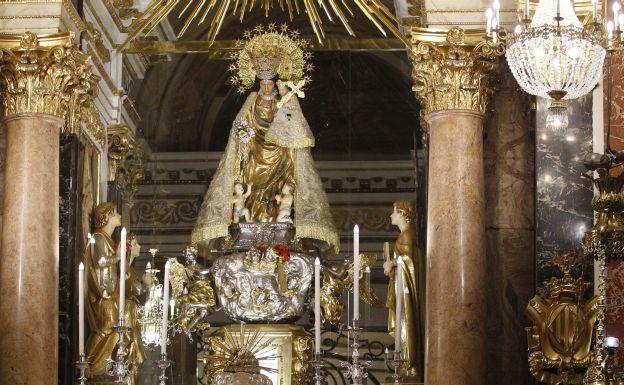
[191,92,339,253]
[85,230,145,379]
[386,226,424,380]
[243,95,294,222]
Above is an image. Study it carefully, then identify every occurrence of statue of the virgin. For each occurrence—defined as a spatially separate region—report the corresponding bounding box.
[191,26,338,254]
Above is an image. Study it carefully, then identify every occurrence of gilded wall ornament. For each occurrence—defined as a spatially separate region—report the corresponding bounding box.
[526,253,598,384]
[410,27,504,116]
[107,124,145,205]
[0,32,100,140]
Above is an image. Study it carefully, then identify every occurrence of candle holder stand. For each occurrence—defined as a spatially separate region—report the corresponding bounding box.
[312,352,326,385]
[106,322,133,385]
[75,353,90,385]
[340,319,371,385]
[157,352,172,385]
[388,351,406,385]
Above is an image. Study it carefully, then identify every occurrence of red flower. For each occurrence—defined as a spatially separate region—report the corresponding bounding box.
[274,243,290,262]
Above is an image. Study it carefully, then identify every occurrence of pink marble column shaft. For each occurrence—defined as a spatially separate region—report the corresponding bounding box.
[0,113,61,385]
[425,110,487,385]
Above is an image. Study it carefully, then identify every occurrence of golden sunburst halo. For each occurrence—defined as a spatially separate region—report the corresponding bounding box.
[208,323,279,374]
[228,25,313,94]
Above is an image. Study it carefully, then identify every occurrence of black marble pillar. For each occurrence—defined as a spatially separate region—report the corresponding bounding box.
[59,134,83,385]
[535,96,594,294]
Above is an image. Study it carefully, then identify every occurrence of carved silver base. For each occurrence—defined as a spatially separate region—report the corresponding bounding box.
[228,222,296,250]
[212,251,314,322]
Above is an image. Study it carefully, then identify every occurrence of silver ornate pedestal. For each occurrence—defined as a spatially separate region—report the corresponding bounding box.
[211,251,314,322]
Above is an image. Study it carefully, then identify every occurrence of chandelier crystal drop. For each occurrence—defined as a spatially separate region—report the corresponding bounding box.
[503,0,606,130]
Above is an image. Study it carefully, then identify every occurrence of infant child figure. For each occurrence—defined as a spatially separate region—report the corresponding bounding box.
[232,182,253,223]
[274,182,294,223]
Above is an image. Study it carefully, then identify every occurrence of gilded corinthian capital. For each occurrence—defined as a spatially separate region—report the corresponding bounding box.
[0,32,101,141]
[410,27,504,115]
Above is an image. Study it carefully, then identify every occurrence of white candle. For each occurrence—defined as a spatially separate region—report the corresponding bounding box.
[314,257,321,354]
[493,0,500,28]
[485,8,493,34]
[615,2,621,29]
[353,224,360,321]
[608,20,615,41]
[524,0,529,20]
[170,298,176,317]
[395,255,403,353]
[592,0,598,20]
[161,260,171,354]
[118,227,127,325]
[78,262,85,356]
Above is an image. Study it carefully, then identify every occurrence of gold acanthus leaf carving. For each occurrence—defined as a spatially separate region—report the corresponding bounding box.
[0,32,99,133]
[410,27,504,116]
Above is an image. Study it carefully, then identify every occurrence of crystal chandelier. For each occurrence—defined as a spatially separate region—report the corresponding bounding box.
[498,0,606,131]
[137,262,164,349]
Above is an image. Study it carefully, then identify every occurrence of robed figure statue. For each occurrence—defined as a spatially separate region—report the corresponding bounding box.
[191,29,338,253]
[84,202,145,382]
[383,200,425,380]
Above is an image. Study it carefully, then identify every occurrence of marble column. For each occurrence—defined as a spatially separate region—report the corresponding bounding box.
[0,32,97,385]
[411,27,503,385]
[0,113,62,385]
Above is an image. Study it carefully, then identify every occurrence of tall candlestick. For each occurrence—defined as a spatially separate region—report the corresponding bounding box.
[161,260,171,354]
[524,0,529,20]
[118,227,127,325]
[314,257,321,354]
[78,262,85,356]
[395,256,403,353]
[353,224,360,321]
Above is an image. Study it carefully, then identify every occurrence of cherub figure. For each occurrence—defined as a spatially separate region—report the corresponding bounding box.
[232,182,253,223]
[274,182,294,223]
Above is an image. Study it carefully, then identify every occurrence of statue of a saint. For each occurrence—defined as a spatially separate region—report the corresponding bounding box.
[383,200,424,380]
[191,29,338,253]
[84,202,145,381]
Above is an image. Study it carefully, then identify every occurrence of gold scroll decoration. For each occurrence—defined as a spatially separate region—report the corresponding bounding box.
[0,32,102,143]
[410,27,504,116]
[107,124,145,205]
